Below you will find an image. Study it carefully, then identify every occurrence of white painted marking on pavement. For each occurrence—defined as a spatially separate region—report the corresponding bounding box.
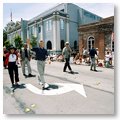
[25,83,87,97]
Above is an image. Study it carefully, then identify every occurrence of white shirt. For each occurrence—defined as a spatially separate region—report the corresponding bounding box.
[83,49,88,55]
[9,54,17,62]
[105,54,111,61]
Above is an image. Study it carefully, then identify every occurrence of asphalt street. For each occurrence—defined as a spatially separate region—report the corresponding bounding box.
[3,60,114,114]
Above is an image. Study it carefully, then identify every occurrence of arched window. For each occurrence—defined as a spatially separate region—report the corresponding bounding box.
[47,41,52,49]
[61,40,65,50]
[74,41,77,50]
[87,36,95,52]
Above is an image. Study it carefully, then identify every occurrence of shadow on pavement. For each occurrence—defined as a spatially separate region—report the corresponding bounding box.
[96,70,103,72]
[67,71,79,74]
[12,84,26,93]
[43,84,59,90]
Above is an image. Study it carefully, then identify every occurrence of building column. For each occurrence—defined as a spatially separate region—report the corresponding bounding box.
[21,31,23,42]
[27,27,29,39]
[79,34,84,55]
[34,22,37,37]
[52,14,57,51]
[52,12,60,52]
[56,14,60,51]
[98,32,105,59]
[40,21,43,40]
[66,17,69,43]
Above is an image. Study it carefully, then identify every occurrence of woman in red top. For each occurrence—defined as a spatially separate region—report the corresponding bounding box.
[4,46,19,88]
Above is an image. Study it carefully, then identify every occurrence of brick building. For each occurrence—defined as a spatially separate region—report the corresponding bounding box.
[78,16,114,59]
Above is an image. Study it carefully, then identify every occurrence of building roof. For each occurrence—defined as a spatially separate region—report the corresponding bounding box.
[28,3,66,24]
[79,16,114,29]
[28,10,68,25]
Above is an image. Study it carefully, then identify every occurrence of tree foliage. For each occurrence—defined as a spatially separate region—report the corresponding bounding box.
[4,40,10,48]
[14,35,23,50]
[30,35,37,47]
[3,29,7,46]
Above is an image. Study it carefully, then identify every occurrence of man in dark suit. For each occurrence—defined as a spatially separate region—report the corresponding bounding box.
[20,43,35,77]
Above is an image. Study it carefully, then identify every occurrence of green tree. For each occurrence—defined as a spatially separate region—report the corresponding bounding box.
[14,35,23,50]
[30,35,37,47]
[3,29,7,46]
[4,40,10,48]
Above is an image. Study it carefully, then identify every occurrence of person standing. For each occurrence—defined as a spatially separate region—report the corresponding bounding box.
[62,42,73,73]
[28,40,49,89]
[20,43,35,77]
[3,46,8,69]
[82,47,88,63]
[4,46,19,87]
[104,51,112,68]
[96,48,99,65]
[89,45,98,71]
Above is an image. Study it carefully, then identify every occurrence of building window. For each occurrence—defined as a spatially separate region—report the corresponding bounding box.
[47,41,52,49]
[49,20,52,30]
[84,11,95,19]
[38,26,41,33]
[46,20,52,31]
[60,9,64,12]
[61,40,65,50]
[30,26,34,35]
[46,21,49,31]
[60,19,64,29]
[87,36,95,52]
[74,41,77,50]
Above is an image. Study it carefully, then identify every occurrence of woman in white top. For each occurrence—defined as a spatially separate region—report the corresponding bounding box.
[5,46,19,88]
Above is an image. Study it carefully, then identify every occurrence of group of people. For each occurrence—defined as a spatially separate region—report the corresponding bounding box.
[3,40,49,89]
[3,40,113,89]
[62,42,98,72]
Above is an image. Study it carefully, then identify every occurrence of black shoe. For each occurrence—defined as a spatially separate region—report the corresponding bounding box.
[23,74,27,77]
[28,74,36,77]
[11,84,15,88]
[70,71,74,74]
[90,69,93,71]
[4,67,8,69]
[63,70,66,72]
[15,83,20,87]
[94,70,97,72]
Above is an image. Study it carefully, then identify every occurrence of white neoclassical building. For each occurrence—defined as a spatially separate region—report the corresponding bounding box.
[6,3,102,54]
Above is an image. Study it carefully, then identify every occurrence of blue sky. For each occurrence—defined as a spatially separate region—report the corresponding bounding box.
[3,3,114,28]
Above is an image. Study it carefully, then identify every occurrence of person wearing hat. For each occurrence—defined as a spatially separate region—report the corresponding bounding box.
[20,43,36,77]
[4,45,19,87]
[62,42,73,73]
